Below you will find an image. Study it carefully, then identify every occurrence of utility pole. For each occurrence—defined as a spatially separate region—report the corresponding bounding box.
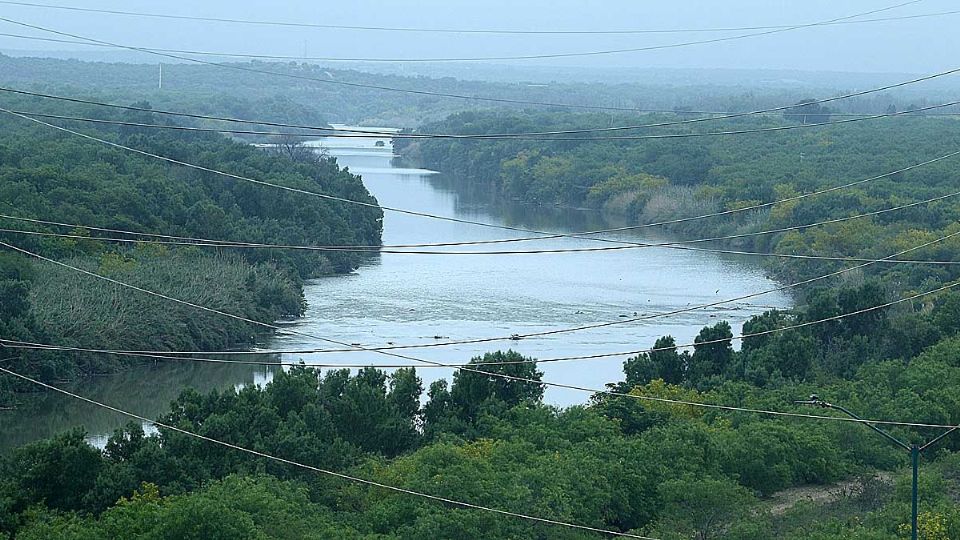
[795,395,958,540]
[158,63,163,90]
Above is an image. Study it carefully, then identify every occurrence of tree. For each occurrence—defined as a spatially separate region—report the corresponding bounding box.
[270,134,319,163]
[741,311,787,353]
[321,367,420,456]
[621,353,657,389]
[650,336,686,384]
[388,368,423,427]
[5,429,104,513]
[621,336,686,389]
[654,477,754,540]
[438,351,544,429]
[788,98,832,124]
[689,322,734,383]
[837,282,888,337]
[932,291,960,336]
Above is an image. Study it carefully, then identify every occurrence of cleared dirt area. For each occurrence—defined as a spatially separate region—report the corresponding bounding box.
[767,473,893,516]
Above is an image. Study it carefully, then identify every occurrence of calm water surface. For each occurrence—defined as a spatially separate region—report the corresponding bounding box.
[0,133,791,451]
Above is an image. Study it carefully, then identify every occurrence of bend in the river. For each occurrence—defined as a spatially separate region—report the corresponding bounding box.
[0,127,791,451]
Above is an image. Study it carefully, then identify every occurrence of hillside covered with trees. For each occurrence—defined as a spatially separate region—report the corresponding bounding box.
[2,53,952,128]
[3,288,960,539]
[1,53,960,540]
[0,94,382,401]
[397,110,960,287]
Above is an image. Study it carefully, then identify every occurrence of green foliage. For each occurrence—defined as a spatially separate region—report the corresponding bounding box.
[2,324,959,539]
[691,321,735,384]
[0,95,383,397]
[402,110,960,290]
[619,335,687,389]
[14,476,359,540]
[3,63,960,538]
[2,429,103,514]
[653,477,755,540]
[719,423,843,495]
[424,351,545,439]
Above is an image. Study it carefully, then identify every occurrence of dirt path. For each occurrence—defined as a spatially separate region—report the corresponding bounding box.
[767,472,893,516]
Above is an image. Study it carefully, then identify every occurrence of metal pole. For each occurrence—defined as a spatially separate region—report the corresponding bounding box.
[794,396,959,540]
[911,445,919,540]
[794,394,960,540]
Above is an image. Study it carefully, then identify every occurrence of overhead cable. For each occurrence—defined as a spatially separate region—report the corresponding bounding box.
[0,0,942,35]
[3,235,960,432]
[6,99,960,141]
[7,81,960,121]
[4,106,960,253]
[5,225,960,264]
[3,336,959,431]
[0,366,657,540]
[8,52,960,136]
[2,269,959,430]
[0,1,929,62]
[6,225,954,357]
[2,10,956,114]
[3,181,960,258]
[5,128,960,250]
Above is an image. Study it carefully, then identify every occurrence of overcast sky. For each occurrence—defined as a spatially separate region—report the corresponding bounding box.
[0,0,955,74]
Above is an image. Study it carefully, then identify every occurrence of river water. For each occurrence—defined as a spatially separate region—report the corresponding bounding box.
[0,130,791,452]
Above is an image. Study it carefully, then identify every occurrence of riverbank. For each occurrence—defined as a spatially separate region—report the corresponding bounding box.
[397,111,960,290]
[264,159,793,406]
[1,131,794,449]
[0,101,383,409]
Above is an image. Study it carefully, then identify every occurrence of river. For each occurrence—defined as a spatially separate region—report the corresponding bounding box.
[0,128,791,452]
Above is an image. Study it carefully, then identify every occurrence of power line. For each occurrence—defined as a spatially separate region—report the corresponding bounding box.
[2,10,956,114]
[7,224,953,357]
[5,225,960,264]
[4,128,960,251]
[2,336,957,431]
[3,101,956,430]
[7,99,960,142]
[0,366,658,539]
[0,107,530,235]
[0,15,710,112]
[0,0,942,35]
[4,180,960,260]
[6,100,960,354]
[3,270,959,430]
[4,230,960,430]
[7,52,960,137]
[0,1,930,63]
[1,220,955,363]
[6,86,960,356]
[21,30,960,66]
[4,106,960,255]
[1,0,953,485]
[5,78,958,121]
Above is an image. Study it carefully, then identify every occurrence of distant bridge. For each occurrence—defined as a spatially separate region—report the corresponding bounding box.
[253,125,435,174]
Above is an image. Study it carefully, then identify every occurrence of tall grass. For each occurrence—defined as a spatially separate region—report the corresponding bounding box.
[27,251,303,375]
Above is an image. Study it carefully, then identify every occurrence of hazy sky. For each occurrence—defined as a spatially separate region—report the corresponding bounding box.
[0,0,956,74]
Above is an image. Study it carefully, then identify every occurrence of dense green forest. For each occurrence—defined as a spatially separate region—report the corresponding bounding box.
[398,110,960,287]
[2,56,960,539]
[0,94,382,400]
[3,284,960,539]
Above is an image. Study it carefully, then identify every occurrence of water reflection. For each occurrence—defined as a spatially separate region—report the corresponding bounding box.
[0,359,279,452]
